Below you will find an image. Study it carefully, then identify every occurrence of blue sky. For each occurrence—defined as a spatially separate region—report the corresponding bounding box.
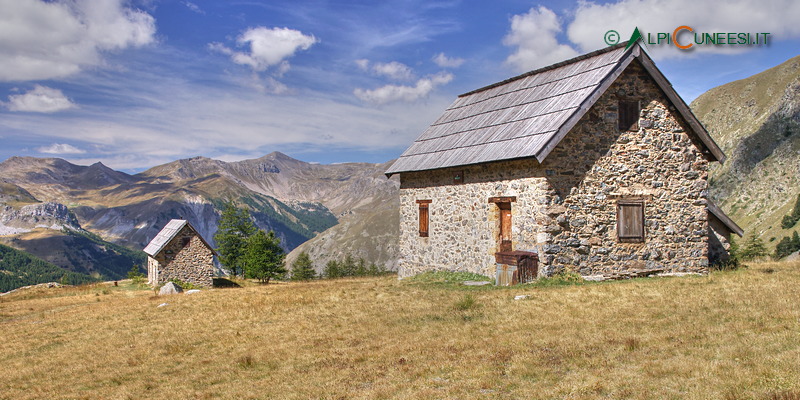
[1,0,799,172]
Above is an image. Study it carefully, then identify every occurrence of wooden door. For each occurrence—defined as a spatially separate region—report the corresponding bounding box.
[499,202,512,252]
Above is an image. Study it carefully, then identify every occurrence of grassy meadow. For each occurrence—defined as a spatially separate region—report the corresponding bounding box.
[1,261,799,399]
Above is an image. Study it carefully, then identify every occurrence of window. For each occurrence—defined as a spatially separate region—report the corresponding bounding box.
[416,200,431,237]
[181,237,191,247]
[453,170,465,185]
[617,200,645,242]
[619,100,640,131]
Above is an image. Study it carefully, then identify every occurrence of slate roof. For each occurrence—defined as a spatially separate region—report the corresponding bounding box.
[385,42,725,176]
[143,219,216,257]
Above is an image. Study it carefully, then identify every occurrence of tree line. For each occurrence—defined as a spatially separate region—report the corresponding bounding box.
[213,202,390,283]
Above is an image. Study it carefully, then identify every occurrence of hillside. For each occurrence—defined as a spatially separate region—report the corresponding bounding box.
[692,54,800,249]
[0,243,96,292]
[285,186,399,273]
[1,262,798,399]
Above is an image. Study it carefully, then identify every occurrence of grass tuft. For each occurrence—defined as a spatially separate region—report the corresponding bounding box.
[452,293,479,311]
[236,354,257,369]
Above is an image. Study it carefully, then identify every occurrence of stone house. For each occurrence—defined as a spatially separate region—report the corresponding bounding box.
[144,219,216,287]
[385,42,742,281]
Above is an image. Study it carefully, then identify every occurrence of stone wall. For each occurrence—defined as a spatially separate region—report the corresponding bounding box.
[148,225,214,287]
[398,60,712,278]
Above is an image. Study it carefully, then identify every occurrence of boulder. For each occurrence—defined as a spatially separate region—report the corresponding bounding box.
[159,282,183,295]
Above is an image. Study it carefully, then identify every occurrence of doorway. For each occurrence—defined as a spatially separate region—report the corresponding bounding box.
[498,202,512,252]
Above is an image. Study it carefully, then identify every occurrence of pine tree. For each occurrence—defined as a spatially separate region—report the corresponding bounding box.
[740,235,768,261]
[214,202,257,277]
[781,194,800,229]
[323,260,341,279]
[242,230,286,284]
[774,236,794,259]
[340,254,356,277]
[793,194,800,221]
[290,251,316,281]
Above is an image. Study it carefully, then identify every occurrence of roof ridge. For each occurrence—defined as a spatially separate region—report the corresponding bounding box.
[459,42,629,98]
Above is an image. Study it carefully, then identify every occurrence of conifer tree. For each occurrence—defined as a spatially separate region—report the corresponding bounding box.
[214,202,257,277]
[290,251,316,281]
[781,194,800,229]
[242,230,286,284]
[324,259,341,279]
[740,235,768,260]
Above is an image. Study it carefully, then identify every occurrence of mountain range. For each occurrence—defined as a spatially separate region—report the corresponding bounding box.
[0,152,398,282]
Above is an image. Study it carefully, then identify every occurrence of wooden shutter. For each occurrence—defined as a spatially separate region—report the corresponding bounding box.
[417,200,431,237]
[617,201,645,242]
[619,100,640,131]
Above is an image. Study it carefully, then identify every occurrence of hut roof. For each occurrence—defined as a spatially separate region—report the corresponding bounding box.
[707,199,744,237]
[386,42,725,176]
[143,219,216,257]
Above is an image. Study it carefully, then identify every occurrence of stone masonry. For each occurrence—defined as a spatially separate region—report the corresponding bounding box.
[398,60,711,278]
[147,224,214,287]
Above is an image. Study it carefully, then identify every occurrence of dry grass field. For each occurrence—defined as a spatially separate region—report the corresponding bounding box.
[1,261,799,400]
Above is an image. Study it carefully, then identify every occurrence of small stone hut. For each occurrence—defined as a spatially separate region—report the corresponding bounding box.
[386,42,743,281]
[143,219,216,287]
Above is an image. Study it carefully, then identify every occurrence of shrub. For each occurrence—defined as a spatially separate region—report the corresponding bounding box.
[168,279,200,290]
[127,264,146,285]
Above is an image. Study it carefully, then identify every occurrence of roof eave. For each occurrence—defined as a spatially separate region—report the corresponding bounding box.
[707,199,744,237]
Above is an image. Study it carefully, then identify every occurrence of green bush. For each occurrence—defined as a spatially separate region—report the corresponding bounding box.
[168,279,201,290]
[127,264,146,285]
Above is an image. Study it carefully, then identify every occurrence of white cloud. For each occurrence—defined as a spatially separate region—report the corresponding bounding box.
[37,143,86,155]
[210,27,318,72]
[354,72,453,104]
[371,61,415,81]
[567,0,800,58]
[0,0,156,81]
[353,59,415,81]
[432,52,465,68]
[6,85,77,113]
[503,6,579,72]
[0,70,453,171]
[354,59,370,70]
[184,1,204,14]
